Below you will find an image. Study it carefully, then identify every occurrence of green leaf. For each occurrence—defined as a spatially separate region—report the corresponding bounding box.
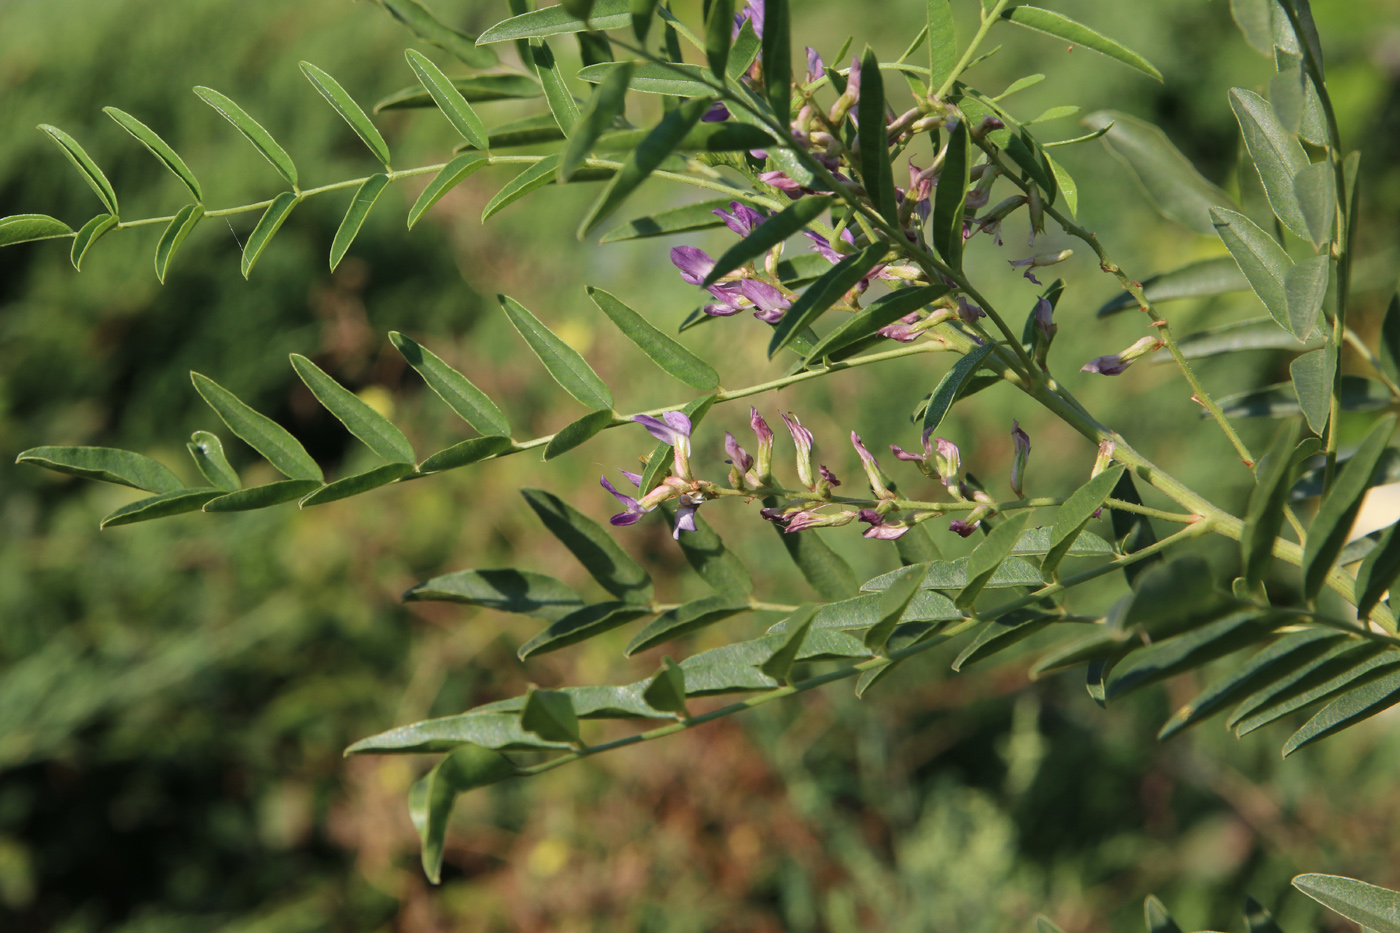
[1001,6,1161,80]
[522,488,653,603]
[650,507,749,597]
[560,0,596,21]
[1114,556,1231,640]
[728,18,762,80]
[186,431,240,491]
[1106,610,1275,700]
[0,213,72,247]
[1356,522,1400,620]
[100,489,221,529]
[1210,207,1298,336]
[288,354,414,463]
[17,446,183,493]
[419,435,515,473]
[1289,345,1334,435]
[481,155,562,221]
[760,605,817,682]
[37,124,119,215]
[519,601,654,659]
[1218,376,1390,420]
[389,331,510,436]
[1042,466,1123,581]
[1044,150,1079,217]
[586,287,718,388]
[1031,628,1130,678]
[374,0,498,68]
[767,503,860,600]
[1144,895,1185,933]
[69,213,117,271]
[1084,111,1238,234]
[625,595,749,656]
[630,0,662,41]
[1229,87,1310,240]
[299,463,414,506]
[1271,51,1327,146]
[478,0,631,43]
[559,63,631,183]
[600,196,753,242]
[858,48,898,225]
[329,174,390,271]
[1230,0,1282,56]
[804,285,951,364]
[577,96,710,239]
[1303,415,1396,598]
[102,107,203,202]
[405,49,489,149]
[1097,256,1248,317]
[190,372,322,481]
[761,0,791,123]
[927,0,956,90]
[404,568,584,621]
[863,556,1045,592]
[299,62,391,168]
[1110,472,1160,586]
[952,610,1055,672]
[1026,105,1081,126]
[1286,253,1328,339]
[642,658,689,714]
[594,122,775,154]
[240,192,299,279]
[1283,667,1400,756]
[1241,420,1303,587]
[1172,318,1320,360]
[1379,295,1400,402]
[1292,874,1400,933]
[863,564,927,653]
[921,343,998,436]
[530,39,581,137]
[931,117,969,267]
[701,196,833,287]
[956,512,1032,609]
[375,76,541,112]
[1293,160,1335,250]
[408,152,489,229]
[768,246,887,358]
[203,479,323,512]
[154,204,204,283]
[349,711,567,755]
[1235,645,1398,736]
[575,61,713,98]
[500,295,614,410]
[521,688,582,744]
[1228,638,1377,728]
[1244,896,1286,933]
[543,408,615,460]
[410,745,518,884]
[192,88,297,187]
[702,0,734,77]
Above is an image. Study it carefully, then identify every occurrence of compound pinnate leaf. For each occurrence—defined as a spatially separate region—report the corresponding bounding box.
[241,192,299,279]
[521,488,653,604]
[1283,668,1400,756]
[0,214,73,247]
[405,49,489,150]
[375,0,499,68]
[586,287,718,389]
[300,463,414,507]
[1042,466,1123,581]
[410,746,518,884]
[500,295,614,410]
[625,595,750,656]
[922,343,999,436]
[1303,414,1396,598]
[100,489,222,529]
[102,107,203,202]
[1292,874,1400,933]
[543,409,615,460]
[289,355,415,464]
[1001,6,1161,81]
[702,195,832,287]
[154,204,204,283]
[187,431,240,491]
[478,0,631,43]
[191,372,323,482]
[518,601,654,659]
[38,124,118,215]
[408,152,489,228]
[404,568,584,621]
[194,87,298,187]
[69,213,117,271]
[17,446,184,494]
[1241,420,1303,587]
[330,174,390,271]
[390,331,511,437]
[299,62,392,167]
[956,512,1032,610]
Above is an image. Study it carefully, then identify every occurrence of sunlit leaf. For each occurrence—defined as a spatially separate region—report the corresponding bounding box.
[956,512,1032,609]
[203,479,323,512]
[240,192,299,279]
[289,354,415,463]
[154,204,204,283]
[625,595,750,656]
[405,49,488,149]
[922,343,999,436]
[408,152,489,229]
[193,87,298,187]
[587,287,718,388]
[405,568,584,621]
[1210,207,1303,337]
[1289,344,1334,435]
[543,408,615,460]
[69,213,117,271]
[931,117,969,266]
[409,745,519,884]
[560,62,631,182]
[190,372,323,482]
[500,295,614,410]
[1293,873,1400,933]
[1001,6,1161,81]
[330,174,390,270]
[37,124,119,215]
[299,62,392,167]
[760,604,817,683]
[1230,87,1310,240]
[375,75,542,112]
[521,487,653,604]
[390,331,510,436]
[0,214,73,247]
[478,0,631,43]
[1042,467,1123,582]
[299,463,414,507]
[17,446,184,494]
[186,431,240,491]
[1293,160,1335,250]
[103,107,203,202]
[100,489,222,528]
[518,601,655,658]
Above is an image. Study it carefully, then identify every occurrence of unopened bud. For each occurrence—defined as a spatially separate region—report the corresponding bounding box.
[781,412,816,490]
[934,438,961,487]
[850,431,894,499]
[1010,421,1031,498]
[751,408,775,482]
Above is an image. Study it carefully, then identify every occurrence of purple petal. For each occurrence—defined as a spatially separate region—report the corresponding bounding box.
[633,413,687,446]
[672,504,698,539]
[805,46,826,83]
[1082,355,1129,375]
[949,519,980,538]
[619,469,643,488]
[671,246,715,285]
[819,464,841,487]
[662,410,693,437]
[702,102,731,123]
[724,431,754,472]
[863,523,909,541]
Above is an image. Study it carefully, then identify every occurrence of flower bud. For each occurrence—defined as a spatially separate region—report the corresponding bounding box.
[781,412,816,490]
[785,508,858,533]
[858,509,910,540]
[1008,249,1072,285]
[949,504,992,538]
[725,431,755,490]
[850,431,894,499]
[1010,420,1031,498]
[751,407,775,482]
[1081,336,1163,376]
[934,438,961,486]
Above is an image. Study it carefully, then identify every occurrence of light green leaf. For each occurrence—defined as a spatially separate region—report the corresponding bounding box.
[642,658,688,714]
[1159,317,1320,359]
[931,117,969,266]
[1010,526,1114,556]
[299,62,391,167]
[405,49,488,150]
[1303,415,1396,598]
[1292,873,1400,933]
[1084,111,1238,234]
[922,343,999,436]
[103,107,203,202]
[186,431,239,491]
[1292,160,1335,250]
[1230,87,1310,239]
[560,62,631,182]
[419,436,516,472]
[1289,345,1334,435]
[390,331,510,436]
[1271,51,1327,146]
[0,214,73,247]
[522,487,653,604]
[1001,6,1161,80]
[17,446,184,493]
[69,213,117,271]
[203,479,323,512]
[375,75,541,112]
[858,47,898,225]
[374,0,499,68]
[289,354,414,463]
[518,601,655,659]
[804,285,950,364]
[191,372,323,481]
[600,196,753,242]
[521,688,581,744]
[1106,610,1274,700]
[408,152,489,228]
[768,246,887,358]
[99,489,221,528]
[543,408,615,460]
[1283,668,1400,756]
[478,0,631,43]
[299,463,414,507]
[410,745,518,884]
[659,505,754,597]
[500,295,614,410]
[1210,207,1298,335]
[193,87,298,187]
[1356,520,1400,620]
[996,74,1045,101]
[701,196,831,287]
[330,174,390,271]
[1044,150,1079,216]
[760,604,817,682]
[625,595,750,656]
[154,204,204,283]
[576,61,713,97]
[1042,466,1123,581]
[586,287,718,388]
[1241,420,1303,587]
[1230,0,1283,56]
[240,192,299,279]
[529,39,581,137]
[956,512,1032,610]
[38,124,119,215]
[404,568,584,621]
[577,95,710,240]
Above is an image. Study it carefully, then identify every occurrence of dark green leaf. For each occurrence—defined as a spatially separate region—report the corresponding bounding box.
[330,174,390,271]
[1031,628,1131,678]
[805,285,950,363]
[864,564,927,652]
[37,124,119,215]
[630,0,661,41]
[154,204,204,283]
[561,0,596,21]
[408,152,489,228]
[374,0,498,68]
[299,62,392,167]
[543,408,615,460]
[1228,638,1375,728]
[102,107,203,202]
[69,213,117,271]
[774,252,834,287]
[922,343,999,436]
[956,512,1032,609]
[186,431,239,491]
[642,658,688,714]
[1042,466,1123,581]
[1210,207,1299,336]
[99,489,221,528]
[952,610,1055,671]
[404,568,584,621]
[862,556,1045,592]
[241,192,299,279]
[529,39,581,136]
[1356,522,1400,620]
[931,117,969,266]
[1303,415,1396,598]
[1285,253,1328,338]
[203,479,323,512]
[410,745,518,884]
[657,505,753,597]
[299,463,414,507]
[1001,6,1161,80]
[193,88,298,187]
[760,605,817,682]
[600,196,753,242]
[390,331,511,436]
[768,246,887,358]
[586,287,718,388]
[1241,420,1302,587]
[927,0,956,90]
[858,47,898,224]
[1097,256,1248,316]
[1218,376,1390,419]
[375,75,542,111]
[1271,51,1327,146]
[1289,345,1334,435]
[704,0,734,77]
[559,62,631,182]
[1283,667,1400,756]
[478,0,631,43]
[1230,87,1310,240]
[1293,160,1335,250]
[191,372,323,481]
[625,595,750,656]
[500,295,614,410]
[482,155,563,221]
[1235,645,1397,736]
[1114,556,1230,640]
[17,446,183,494]
[576,61,713,97]
[1292,873,1400,933]
[761,0,791,121]
[405,49,489,149]
[1109,472,1159,586]
[1106,610,1275,700]
[522,487,653,604]
[518,601,654,659]
[1084,111,1238,234]
[521,688,581,744]
[701,196,832,287]
[0,214,73,247]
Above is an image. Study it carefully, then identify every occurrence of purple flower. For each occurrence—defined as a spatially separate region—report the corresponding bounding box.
[724,431,754,474]
[877,312,922,343]
[781,411,816,489]
[805,47,826,84]
[672,491,704,539]
[850,431,893,498]
[1009,249,1072,286]
[733,0,763,38]
[891,429,932,464]
[949,519,980,538]
[751,407,775,480]
[601,474,651,526]
[760,170,805,196]
[803,227,856,263]
[712,200,767,237]
[845,56,862,103]
[956,296,984,323]
[1081,336,1162,376]
[934,438,961,486]
[740,279,791,323]
[858,509,909,540]
[701,281,747,317]
[619,469,643,487]
[702,102,731,123]
[1010,420,1031,498]
[819,464,841,488]
[671,246,715,285]
[633,411,693,478]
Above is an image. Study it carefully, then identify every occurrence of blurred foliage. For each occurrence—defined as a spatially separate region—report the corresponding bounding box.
[2,0,1400,931]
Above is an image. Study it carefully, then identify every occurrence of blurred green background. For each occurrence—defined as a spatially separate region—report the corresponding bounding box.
[2,0,1399,930]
